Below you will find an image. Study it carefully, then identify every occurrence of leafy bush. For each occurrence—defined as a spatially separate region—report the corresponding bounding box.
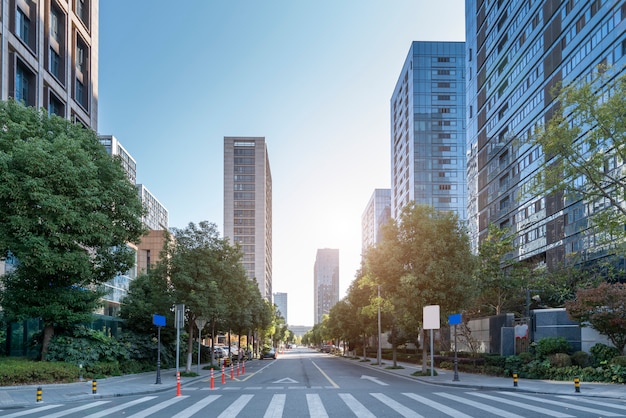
[590,343,620,366]
[46,327,130,368]
[0,358,78,385]
[610,356,626,367]
[482,354,505,368]
[535,337,571,358]
[571,351,591,367]
[548,353,571,368]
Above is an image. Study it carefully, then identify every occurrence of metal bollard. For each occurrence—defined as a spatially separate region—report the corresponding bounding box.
[513,373,518,387]
[574,376,580,393]
[92,379,97,394]
[36,386,42,402]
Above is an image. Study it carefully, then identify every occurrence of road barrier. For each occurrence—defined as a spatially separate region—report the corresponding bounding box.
[210,369,215,390]
[222,365,226,384]
[176,372,181,396]
[574,376,580,393]
[92,380,97,394]
[513,373,518,387]
[36,387,42,402]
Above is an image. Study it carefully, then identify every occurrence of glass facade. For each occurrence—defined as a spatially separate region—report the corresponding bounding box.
[361,188,391,254]
[466,0,626,267]
[314,249,339,325]
[391,41,467,220]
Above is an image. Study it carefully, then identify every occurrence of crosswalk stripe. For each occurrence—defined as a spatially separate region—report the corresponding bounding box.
[558,395,626,410]
[263,394,286,418]
[83,396,157,418]
[370,393,423,418]
[171,395,220,418]
[217,394,253,418]
[497,392,624,416]
[1,404,62,417]
[469,392,574,417]
[338,393,376,418]
[306,393,329,418]
[403,393,473,418]
[40,401,111,418]
[126,396,188,418]
[435,392,525,418]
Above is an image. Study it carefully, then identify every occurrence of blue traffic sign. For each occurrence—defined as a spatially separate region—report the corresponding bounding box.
[448,313,462,325]
[153,314,166,327]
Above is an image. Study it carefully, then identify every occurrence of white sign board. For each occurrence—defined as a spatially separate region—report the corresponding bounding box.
[423,305,440,330]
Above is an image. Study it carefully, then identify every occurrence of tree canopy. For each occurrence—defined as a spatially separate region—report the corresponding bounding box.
[0,99,146,358]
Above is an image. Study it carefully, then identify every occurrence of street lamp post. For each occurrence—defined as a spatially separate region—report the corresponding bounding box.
[377,285,382,366]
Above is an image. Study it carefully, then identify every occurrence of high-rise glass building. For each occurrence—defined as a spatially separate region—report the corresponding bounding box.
[273,292,288,324]
[361,188,391,255]
[466,0,626,267]
[224,136,273,301]
[390,41,467,220]
[1,0,99,129]
[314,248,339,325]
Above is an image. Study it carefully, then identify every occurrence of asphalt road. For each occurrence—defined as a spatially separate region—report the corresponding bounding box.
[3,348,626,417]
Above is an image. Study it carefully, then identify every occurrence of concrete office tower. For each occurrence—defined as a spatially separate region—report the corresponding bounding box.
[1,0,99,129]
[224,137,273,301]
[314,249,339,325]
[466,1,626,266]
[136,184,169,231]
[390,41,466,220]
[273,292,288,324]
[361,188,391,255]
[99,135,137,184]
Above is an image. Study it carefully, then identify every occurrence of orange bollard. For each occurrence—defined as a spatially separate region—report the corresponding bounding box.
[176,371,181,396]
[237,362,240,377]
[230,363,234,380]
[221,365,226,384]
[210,369,215,390]
[242,360,245,375]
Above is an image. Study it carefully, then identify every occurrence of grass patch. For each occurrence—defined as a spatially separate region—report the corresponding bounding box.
[412,369,438,377]
[386,365,404,370]
[179,371,198,377]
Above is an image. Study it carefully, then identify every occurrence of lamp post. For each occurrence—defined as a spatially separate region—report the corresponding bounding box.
[377,285,382,366]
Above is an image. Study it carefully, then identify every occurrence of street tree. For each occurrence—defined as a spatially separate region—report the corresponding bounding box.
[367,202,475,367]
[0,100,145,359]
[566,282,626,354]
[531,68,626,242]
[473,223,529,316]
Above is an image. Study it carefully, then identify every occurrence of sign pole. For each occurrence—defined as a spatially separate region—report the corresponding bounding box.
[152,314,166,384]
[453,323,459,381]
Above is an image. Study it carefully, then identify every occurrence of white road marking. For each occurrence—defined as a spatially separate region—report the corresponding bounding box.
[435,392,525,418]
[217,394,253,418]
[470,392,574,417]
[311,361,339,388]
[371,393,424,418]
[360,375,388,386]
[264,394,286,418]
[497,391,623,416]
[127,396,187,418]
[83,396,157,418]
[40,401,111,418]
[403,392,473,418]
[306,393,329,418]
[171,395,220,418]
[339,393,376,418]
[1,404,62,417]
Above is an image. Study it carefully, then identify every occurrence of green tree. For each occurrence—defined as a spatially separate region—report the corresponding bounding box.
[531,68,626,242]
[474,223,529,316]
[369,203,475,369]
[0,100,145,359]
[566,282,626,354]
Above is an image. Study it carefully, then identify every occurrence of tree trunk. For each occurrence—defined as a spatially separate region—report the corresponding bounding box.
[186,323,194,372]
[362,335,367,360]
[40,324,55,361]
[391,325,397,367]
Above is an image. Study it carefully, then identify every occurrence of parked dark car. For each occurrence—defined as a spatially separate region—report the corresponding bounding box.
[321,345,332,353]
[261,347,277,359]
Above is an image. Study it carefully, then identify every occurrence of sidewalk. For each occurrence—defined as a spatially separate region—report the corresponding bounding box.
[1,355,625,410]
[347,355,626,400]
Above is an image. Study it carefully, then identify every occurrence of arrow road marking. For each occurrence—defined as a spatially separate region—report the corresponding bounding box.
[272,377,298,384]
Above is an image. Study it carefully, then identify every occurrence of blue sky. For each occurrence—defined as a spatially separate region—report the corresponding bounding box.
[98,1,465,326]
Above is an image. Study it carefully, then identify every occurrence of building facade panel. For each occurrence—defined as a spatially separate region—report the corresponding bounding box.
[466,0,626,266]
[391,41,467,221]
[314,248,339,325]
[224,136,273,301]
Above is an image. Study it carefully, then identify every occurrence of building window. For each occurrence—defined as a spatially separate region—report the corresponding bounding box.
[50,8,59,41]
[48,92,65,117]
[17,8,30,44]
[76,0,89,28]
[50,48,61,79]
[15,61,35,106]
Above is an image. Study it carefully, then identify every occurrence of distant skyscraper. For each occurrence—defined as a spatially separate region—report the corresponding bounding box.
[390,41,466,220]
[465,0,626,266]
[136,184,169,231]
[1,0,99,129]
[314,249,339,325]
[362,189,391,255]
[99,135,137,184]
[273,292,288,324]
[224,137,273,301]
